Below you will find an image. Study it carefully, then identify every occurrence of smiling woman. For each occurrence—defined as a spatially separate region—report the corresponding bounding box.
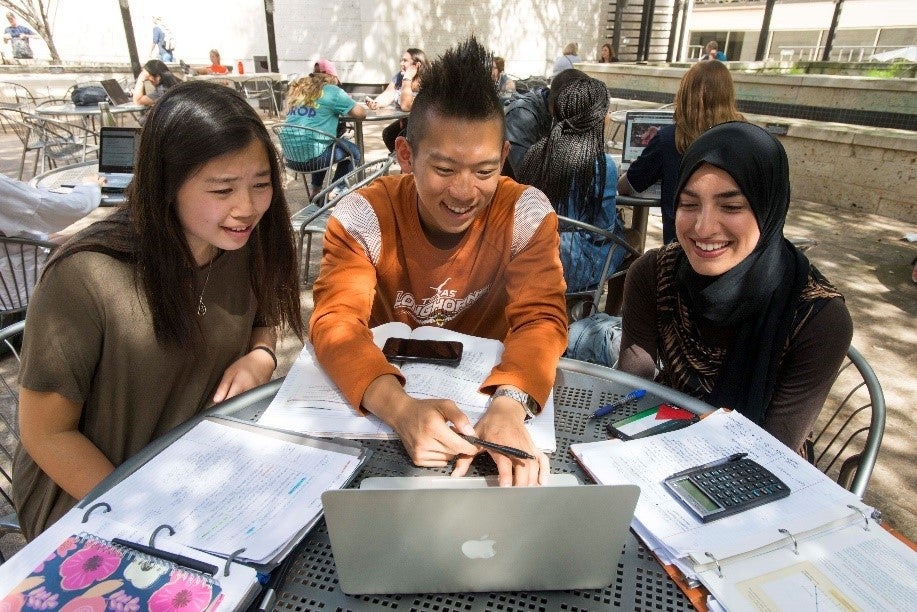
[11,81,304,541]
[618,122,852,454]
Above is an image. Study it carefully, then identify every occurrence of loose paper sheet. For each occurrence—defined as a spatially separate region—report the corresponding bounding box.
[259,323,557,451]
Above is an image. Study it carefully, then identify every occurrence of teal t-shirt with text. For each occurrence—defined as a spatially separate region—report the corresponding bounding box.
[280,84,355,161]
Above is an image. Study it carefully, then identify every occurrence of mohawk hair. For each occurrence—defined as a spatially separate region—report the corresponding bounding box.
[405,36,505,147]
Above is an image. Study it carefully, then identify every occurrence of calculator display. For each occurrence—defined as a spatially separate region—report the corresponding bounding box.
[663,457,790,523]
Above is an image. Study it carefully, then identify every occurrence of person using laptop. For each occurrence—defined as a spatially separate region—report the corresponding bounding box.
[132,59,180,111]
[0,173,102,242]
[310,37,567,487]
[12,81,304,540]
[618,60,743,244]
[618,122,852,453]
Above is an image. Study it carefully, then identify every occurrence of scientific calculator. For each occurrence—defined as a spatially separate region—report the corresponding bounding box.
[663,455,790,523]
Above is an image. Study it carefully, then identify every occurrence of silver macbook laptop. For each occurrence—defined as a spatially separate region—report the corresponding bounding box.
[100,79,133,106]
[620,110,675,199]
[98,126,140,192]
[321,476,640,595]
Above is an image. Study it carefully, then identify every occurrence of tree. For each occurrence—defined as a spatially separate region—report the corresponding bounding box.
[1,0,61,63]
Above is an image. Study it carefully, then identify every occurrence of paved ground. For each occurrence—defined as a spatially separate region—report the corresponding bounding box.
[0,113,914,565]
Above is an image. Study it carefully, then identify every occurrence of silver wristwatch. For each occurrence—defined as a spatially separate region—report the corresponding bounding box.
[489,388,539,421]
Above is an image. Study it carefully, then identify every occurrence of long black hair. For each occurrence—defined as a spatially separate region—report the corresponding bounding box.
[47,81,303,350]
[517,74,609,223]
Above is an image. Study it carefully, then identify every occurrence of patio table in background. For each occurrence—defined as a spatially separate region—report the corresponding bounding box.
[30,160,126,207]
[342,106,409,160]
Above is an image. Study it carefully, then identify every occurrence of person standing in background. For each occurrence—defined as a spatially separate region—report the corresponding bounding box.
[150,16,175,62]
[3,12,37,59]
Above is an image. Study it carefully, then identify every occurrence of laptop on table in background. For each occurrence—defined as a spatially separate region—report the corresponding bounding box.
[100,79,133,106]
[321,476,640,595]
[619,110,676,199]
[97,126,140,193]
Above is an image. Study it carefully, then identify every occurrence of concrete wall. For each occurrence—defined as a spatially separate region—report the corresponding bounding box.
[586,62,917,116]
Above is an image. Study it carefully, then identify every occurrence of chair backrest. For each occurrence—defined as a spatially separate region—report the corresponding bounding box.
[0,235,57,317]
[556,215,639,321]
[807,345,886,498]
[0,81,37,109]
[20,112,96,167]
[0,319,25,559]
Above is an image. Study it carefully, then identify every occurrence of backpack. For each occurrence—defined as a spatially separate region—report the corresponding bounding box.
[70,85,109,106]
[564,313,623,368]
[161,26,176,52]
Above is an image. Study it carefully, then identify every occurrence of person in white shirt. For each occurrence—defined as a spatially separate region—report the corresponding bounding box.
[0,173,102,241]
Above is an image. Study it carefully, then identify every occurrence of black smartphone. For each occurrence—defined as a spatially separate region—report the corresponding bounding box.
[381,337,463,366]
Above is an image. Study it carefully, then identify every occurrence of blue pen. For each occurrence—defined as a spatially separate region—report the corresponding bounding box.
[591,389,647,419]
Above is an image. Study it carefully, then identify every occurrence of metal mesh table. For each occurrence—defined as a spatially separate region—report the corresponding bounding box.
[82,360,709,611]
[253,362,703,612]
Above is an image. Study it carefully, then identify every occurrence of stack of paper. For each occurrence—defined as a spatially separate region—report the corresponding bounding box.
[259,322,558,452]
[571,410,917,610]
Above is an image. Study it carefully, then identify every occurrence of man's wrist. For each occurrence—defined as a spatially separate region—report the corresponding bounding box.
[489,387,539,421]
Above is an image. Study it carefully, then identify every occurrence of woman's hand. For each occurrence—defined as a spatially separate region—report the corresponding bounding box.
[213,347,276,403]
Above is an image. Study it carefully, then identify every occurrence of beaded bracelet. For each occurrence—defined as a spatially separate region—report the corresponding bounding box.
[252,345,277,370]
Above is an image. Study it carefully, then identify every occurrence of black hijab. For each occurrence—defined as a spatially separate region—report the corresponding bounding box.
[673,121,810,424]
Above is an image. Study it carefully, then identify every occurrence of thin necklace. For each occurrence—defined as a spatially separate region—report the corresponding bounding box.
[196,251,216,316]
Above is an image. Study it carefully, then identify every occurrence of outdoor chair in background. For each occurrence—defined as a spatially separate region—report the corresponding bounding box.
[0,235,57,322]
[1,109,97,179]
[557,215,640,321]
[239,77,280,117]
[292,155,395,282]
[0,82,38,135]
[272,123,356,200]
[806,345,886,498]
[0,319,26,562]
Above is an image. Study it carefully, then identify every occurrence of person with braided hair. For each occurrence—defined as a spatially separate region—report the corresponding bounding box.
[518,73,626,294]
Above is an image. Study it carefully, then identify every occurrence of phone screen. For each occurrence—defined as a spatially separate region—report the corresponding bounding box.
[382,338,463,366]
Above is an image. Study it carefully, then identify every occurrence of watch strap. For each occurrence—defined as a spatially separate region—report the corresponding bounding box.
[490,388,539,421]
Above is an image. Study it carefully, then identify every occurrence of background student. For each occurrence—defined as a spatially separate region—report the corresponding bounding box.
[310,37,567,487]
[13,81,303,540]
[365,48,429,152]
[618,60,744,244]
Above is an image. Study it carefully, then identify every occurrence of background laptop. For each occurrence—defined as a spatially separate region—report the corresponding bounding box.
[620,110,675,199]
[98,126,140,192]
[100,79,133,106]
[321,479,640,595]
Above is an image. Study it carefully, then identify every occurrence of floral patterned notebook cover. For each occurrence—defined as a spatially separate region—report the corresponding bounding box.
[0,533,224,611]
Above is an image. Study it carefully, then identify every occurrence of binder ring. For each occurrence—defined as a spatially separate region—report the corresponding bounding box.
[705,551,723,578]
[81,502,112,523]
[846,504,870,531]
[149,524,176,548]
[778,528,799,555]
[224,548,246,577]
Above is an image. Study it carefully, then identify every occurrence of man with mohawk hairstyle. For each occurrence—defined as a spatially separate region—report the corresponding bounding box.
[310,36,568,487]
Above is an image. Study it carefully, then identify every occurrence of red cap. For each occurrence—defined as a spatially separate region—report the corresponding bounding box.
[314,58,338,78]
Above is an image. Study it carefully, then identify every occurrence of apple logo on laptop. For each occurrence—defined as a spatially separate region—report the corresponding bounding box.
[461,535,496,559]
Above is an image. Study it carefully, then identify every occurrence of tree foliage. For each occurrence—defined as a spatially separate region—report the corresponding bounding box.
[1,0,60,62]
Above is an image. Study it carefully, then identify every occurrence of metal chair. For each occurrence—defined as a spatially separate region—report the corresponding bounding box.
[0,108,97,179]
[557,215,640,321]
[272,123,358,200]
[292,155,394,282]
[0,235,57,319]
[239,77,280,117]
[0,319,26,563]
[806,345,886,498]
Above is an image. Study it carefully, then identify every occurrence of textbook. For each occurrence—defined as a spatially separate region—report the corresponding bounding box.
[570,409,917,611]
[259,322,558,452]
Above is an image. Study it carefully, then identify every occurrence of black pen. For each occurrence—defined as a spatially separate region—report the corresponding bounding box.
[59,184,76,188]
[457,433,536,460]
[111,537,218,576]
[668,452,748,479]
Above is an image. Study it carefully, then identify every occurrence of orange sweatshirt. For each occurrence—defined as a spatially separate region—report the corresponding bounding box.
[310,174,568,411]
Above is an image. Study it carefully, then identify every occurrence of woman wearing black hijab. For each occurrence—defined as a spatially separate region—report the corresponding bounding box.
[618,122,852,452]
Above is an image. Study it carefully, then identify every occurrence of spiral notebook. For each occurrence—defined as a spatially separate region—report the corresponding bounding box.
[1,533,224,611]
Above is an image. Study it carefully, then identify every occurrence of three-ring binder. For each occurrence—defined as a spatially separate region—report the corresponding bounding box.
[80,503,227,577]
